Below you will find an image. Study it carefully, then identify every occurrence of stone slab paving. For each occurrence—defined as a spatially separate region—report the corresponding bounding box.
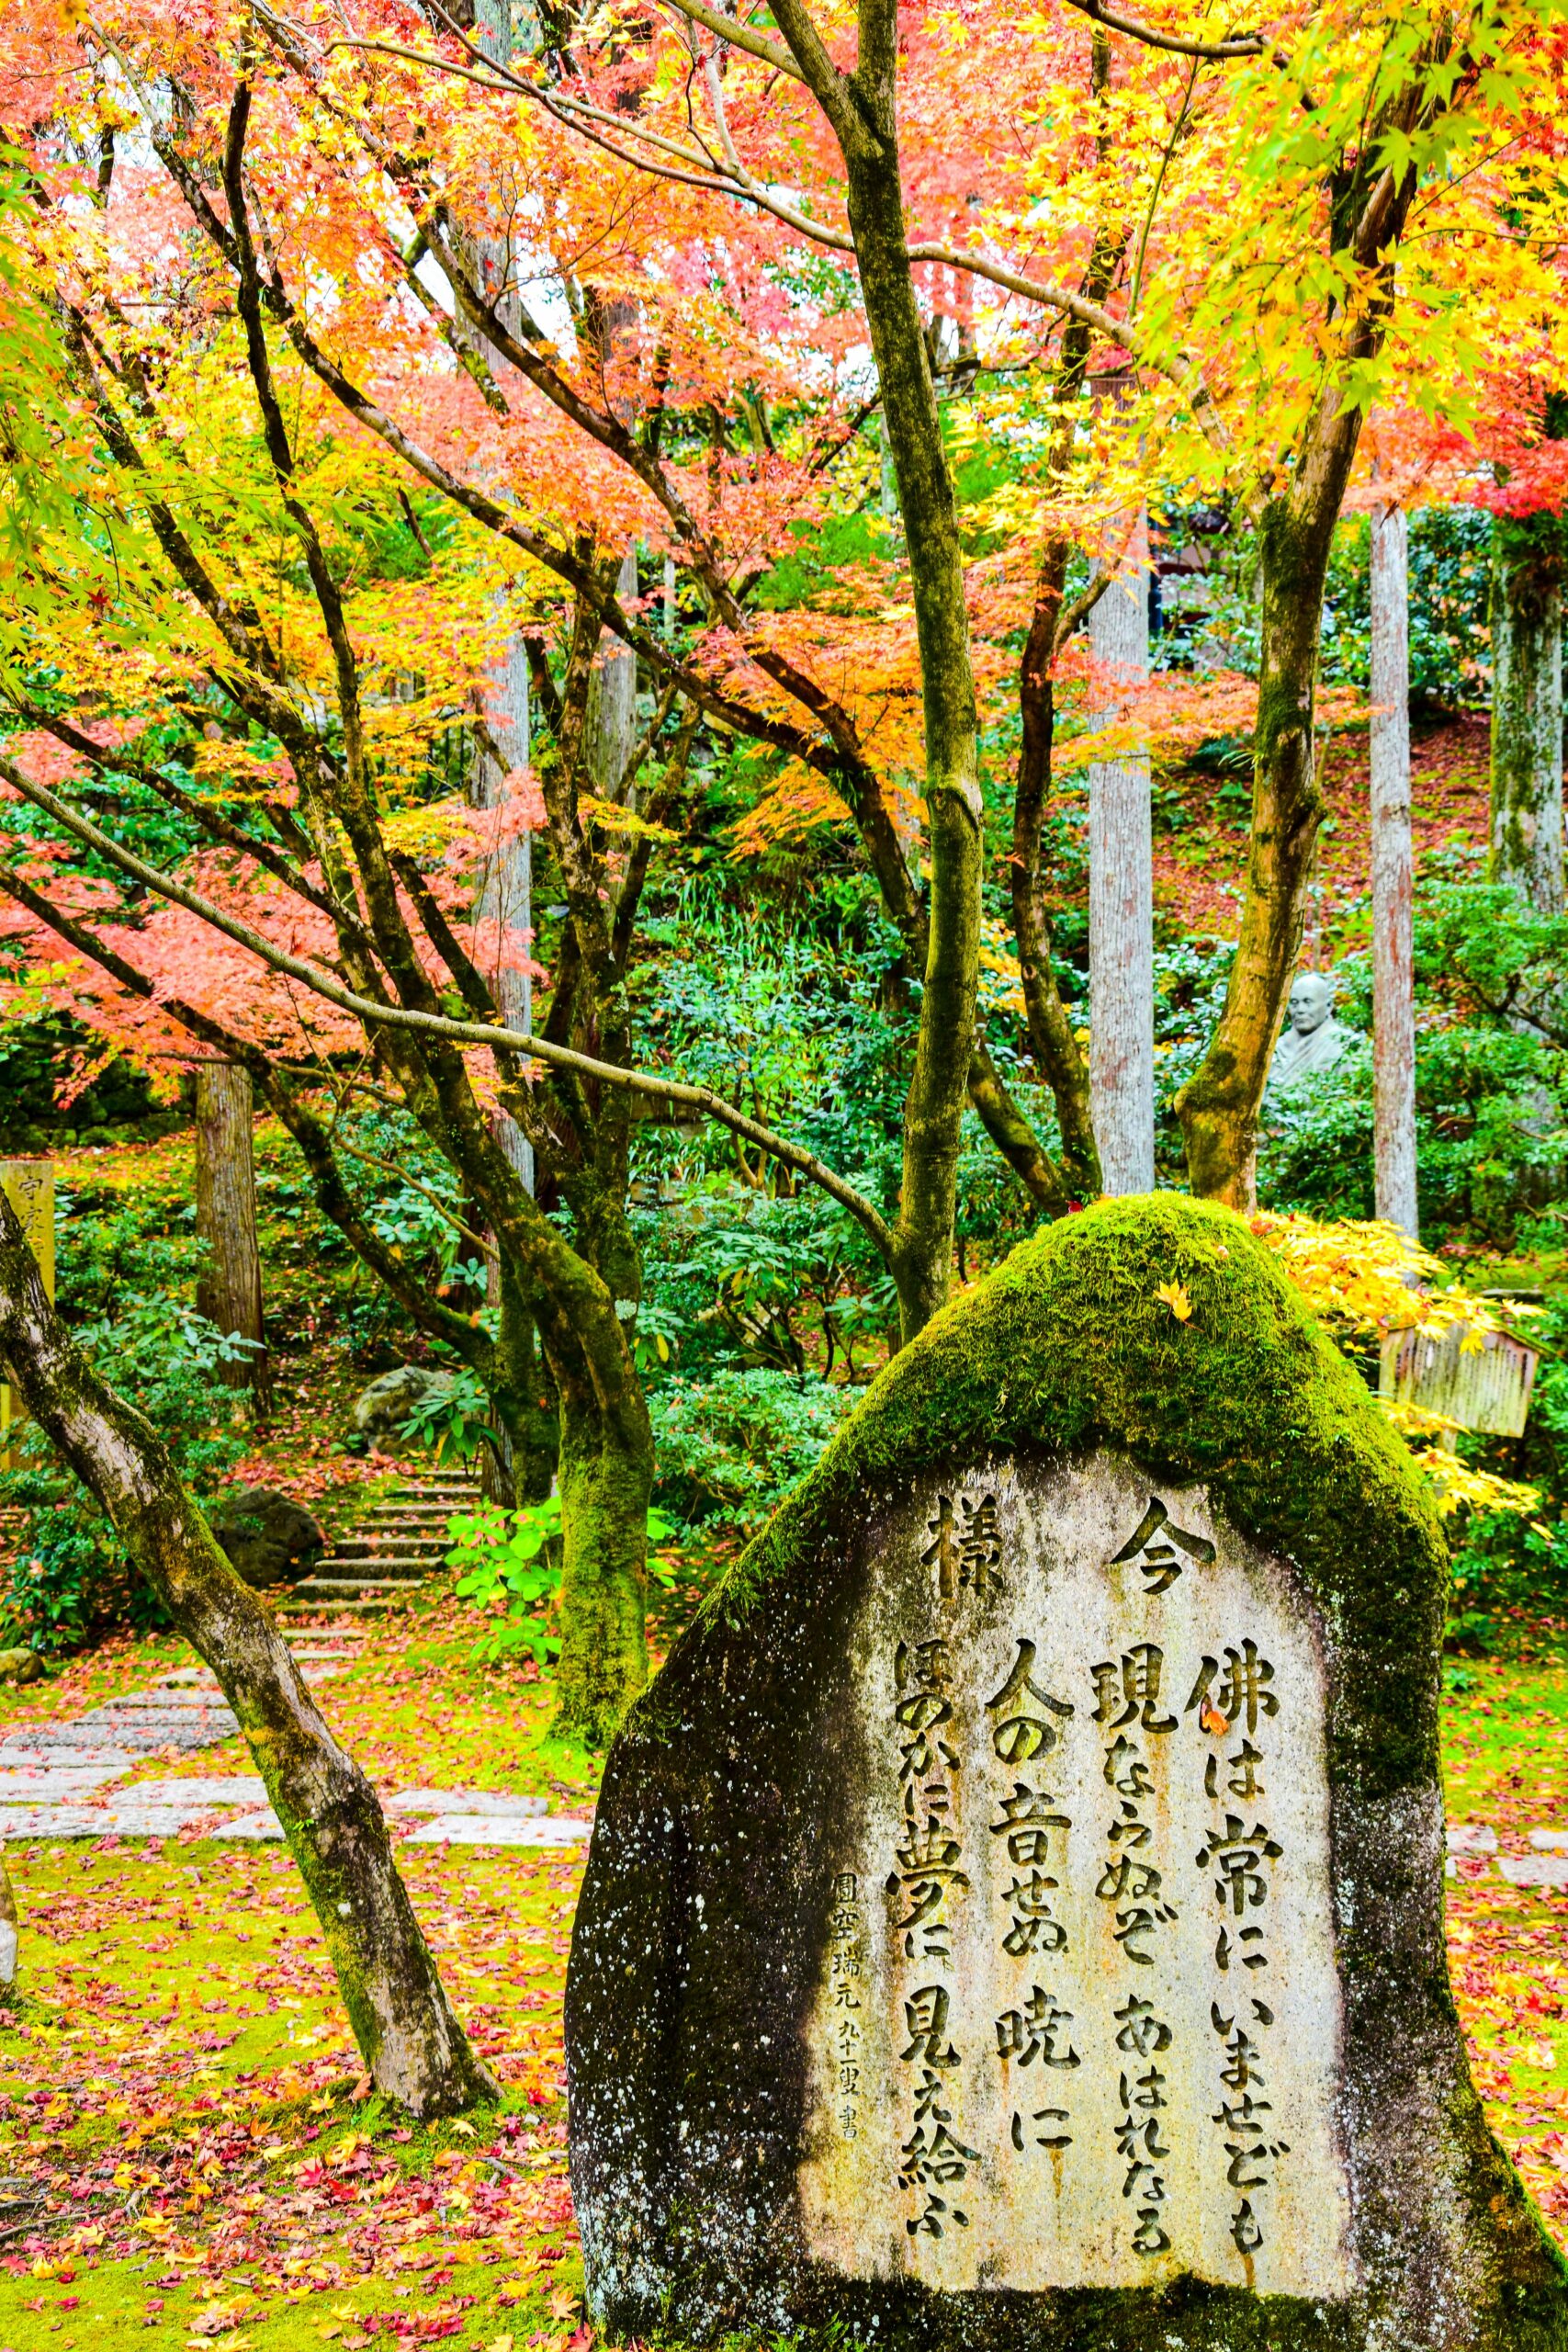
[1497,1855,1568,1888]
[405,1815,592,1846]
[0,1767,127,1796]
[0,1679,592,1847]
[0,1747,139,1772]
[385,1789,549,1817]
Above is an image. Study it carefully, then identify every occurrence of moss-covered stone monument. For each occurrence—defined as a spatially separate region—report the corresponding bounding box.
[566,1196,1568,2349]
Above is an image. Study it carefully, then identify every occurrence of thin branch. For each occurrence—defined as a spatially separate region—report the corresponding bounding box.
[1,757,897,1266]
[1058,0,1265,59]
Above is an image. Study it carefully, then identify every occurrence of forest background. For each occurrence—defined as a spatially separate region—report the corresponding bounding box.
[0,0,1566,1709]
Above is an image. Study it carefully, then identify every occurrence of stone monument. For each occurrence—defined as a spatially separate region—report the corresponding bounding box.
[1269,970,1348,1090]
[567,1196,1568,2351]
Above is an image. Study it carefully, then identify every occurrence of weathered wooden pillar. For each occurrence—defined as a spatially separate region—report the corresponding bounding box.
[1371,502,1417,1238]
[1088,515,1155,1194]
[194,1062,268,1411]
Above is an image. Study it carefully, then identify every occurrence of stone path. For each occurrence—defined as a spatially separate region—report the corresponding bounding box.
[0,1641,592,1850]
[1449,1822,1568,1888]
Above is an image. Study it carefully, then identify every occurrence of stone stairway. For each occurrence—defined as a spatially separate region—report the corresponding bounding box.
[277,1472,477,1617]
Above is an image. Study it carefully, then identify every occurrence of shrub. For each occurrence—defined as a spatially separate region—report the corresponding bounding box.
[649,1368,857,1541]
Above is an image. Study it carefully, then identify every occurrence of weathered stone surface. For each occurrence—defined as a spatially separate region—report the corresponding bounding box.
[208,1486,326,1589]
[0,1746,135,1773]
[406,1815,590,1845]
[567,1196,1568,2352]
[384,1789,551,1817]
[351,1364,454,1442]
[0,1768,127,1797]
[1529,1829,1568,1852]
[0,1647,39,1686]
[125,1777,267,1806]
[1448,1823,1498,1853]
[217,1811,285,1840]
[1498,1856,1568,1889]
[0,1805,115,1838]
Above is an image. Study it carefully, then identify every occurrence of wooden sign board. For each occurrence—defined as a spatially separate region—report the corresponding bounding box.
[1377,1320,1539,1439]
[0,1159,54,1456]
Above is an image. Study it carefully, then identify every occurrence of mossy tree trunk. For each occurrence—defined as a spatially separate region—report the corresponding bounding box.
[194,1060,269,1413]
[771,0,981,1343]
[1169,62,1435,1206]
[550,1358,653,1746]
[0,1185,494,2119]
[1489,509,1564,917]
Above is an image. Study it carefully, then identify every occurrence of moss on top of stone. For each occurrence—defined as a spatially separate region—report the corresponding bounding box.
[658,1193,1447,1797]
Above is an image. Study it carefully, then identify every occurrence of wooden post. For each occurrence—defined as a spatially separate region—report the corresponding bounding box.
[1088,513,1156,1195]
[194,1063,269,1411]
[1371,502,1418,1238]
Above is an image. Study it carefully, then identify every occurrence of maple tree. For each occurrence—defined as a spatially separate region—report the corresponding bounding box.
[0,0,1565,1750]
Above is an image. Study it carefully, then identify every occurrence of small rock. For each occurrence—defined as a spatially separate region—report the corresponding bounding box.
[0,1648,39,1686]
[350,1364,455,1443]
[208,1487,326,1590]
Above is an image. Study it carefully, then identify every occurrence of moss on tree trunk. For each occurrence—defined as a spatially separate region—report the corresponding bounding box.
[0,1189,494,2120]
[551,1380,653,1748]
[1489,510,1564,917]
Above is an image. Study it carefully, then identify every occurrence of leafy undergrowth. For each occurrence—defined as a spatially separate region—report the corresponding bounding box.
[1,1618,1566,2346]
[1442,1654,1568,2238]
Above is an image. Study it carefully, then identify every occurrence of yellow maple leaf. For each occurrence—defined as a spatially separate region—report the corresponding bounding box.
[1155,1280,1192,1323]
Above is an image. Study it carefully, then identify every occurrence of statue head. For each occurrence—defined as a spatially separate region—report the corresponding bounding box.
[1287,971,1336,1037]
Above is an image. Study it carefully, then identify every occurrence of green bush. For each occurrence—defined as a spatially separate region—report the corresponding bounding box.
[649,1368,857,1541]
[2,1297,251,1653]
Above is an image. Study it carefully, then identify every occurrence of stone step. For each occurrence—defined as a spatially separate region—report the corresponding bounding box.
[276,1595,400,1617]
[313,1559,429,1581]
[290,1574,421,1596]
[328,1534,447,1554]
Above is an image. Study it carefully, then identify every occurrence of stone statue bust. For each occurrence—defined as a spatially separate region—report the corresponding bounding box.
[1269,969,1348,1090]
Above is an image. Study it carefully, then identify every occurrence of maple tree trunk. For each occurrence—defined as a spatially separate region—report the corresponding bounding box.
[837,67,981,1341]
[1088,517,1155,1195]
[1489,510,1564,917]
[0,1186,494,2119]
[551,1375,653,1748]
[194,1061,268,1411]
[1174,459,1359,1203]
[1371,502,1418,1238]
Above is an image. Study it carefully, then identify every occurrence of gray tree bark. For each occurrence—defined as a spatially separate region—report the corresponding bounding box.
[1371,502,1418,1239]
[1489,513,1564,916]
[1087,515,1155,1195]
[585,548,639,800]
[193,1061,268,1409]
[473,630,536,1194]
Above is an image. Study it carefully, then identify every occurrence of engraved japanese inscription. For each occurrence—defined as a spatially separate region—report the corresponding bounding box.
[799,1451,1349,2299]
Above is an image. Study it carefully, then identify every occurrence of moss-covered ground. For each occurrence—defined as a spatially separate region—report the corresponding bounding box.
[0,1601,600,2352]
[0,1622,1561,2348]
